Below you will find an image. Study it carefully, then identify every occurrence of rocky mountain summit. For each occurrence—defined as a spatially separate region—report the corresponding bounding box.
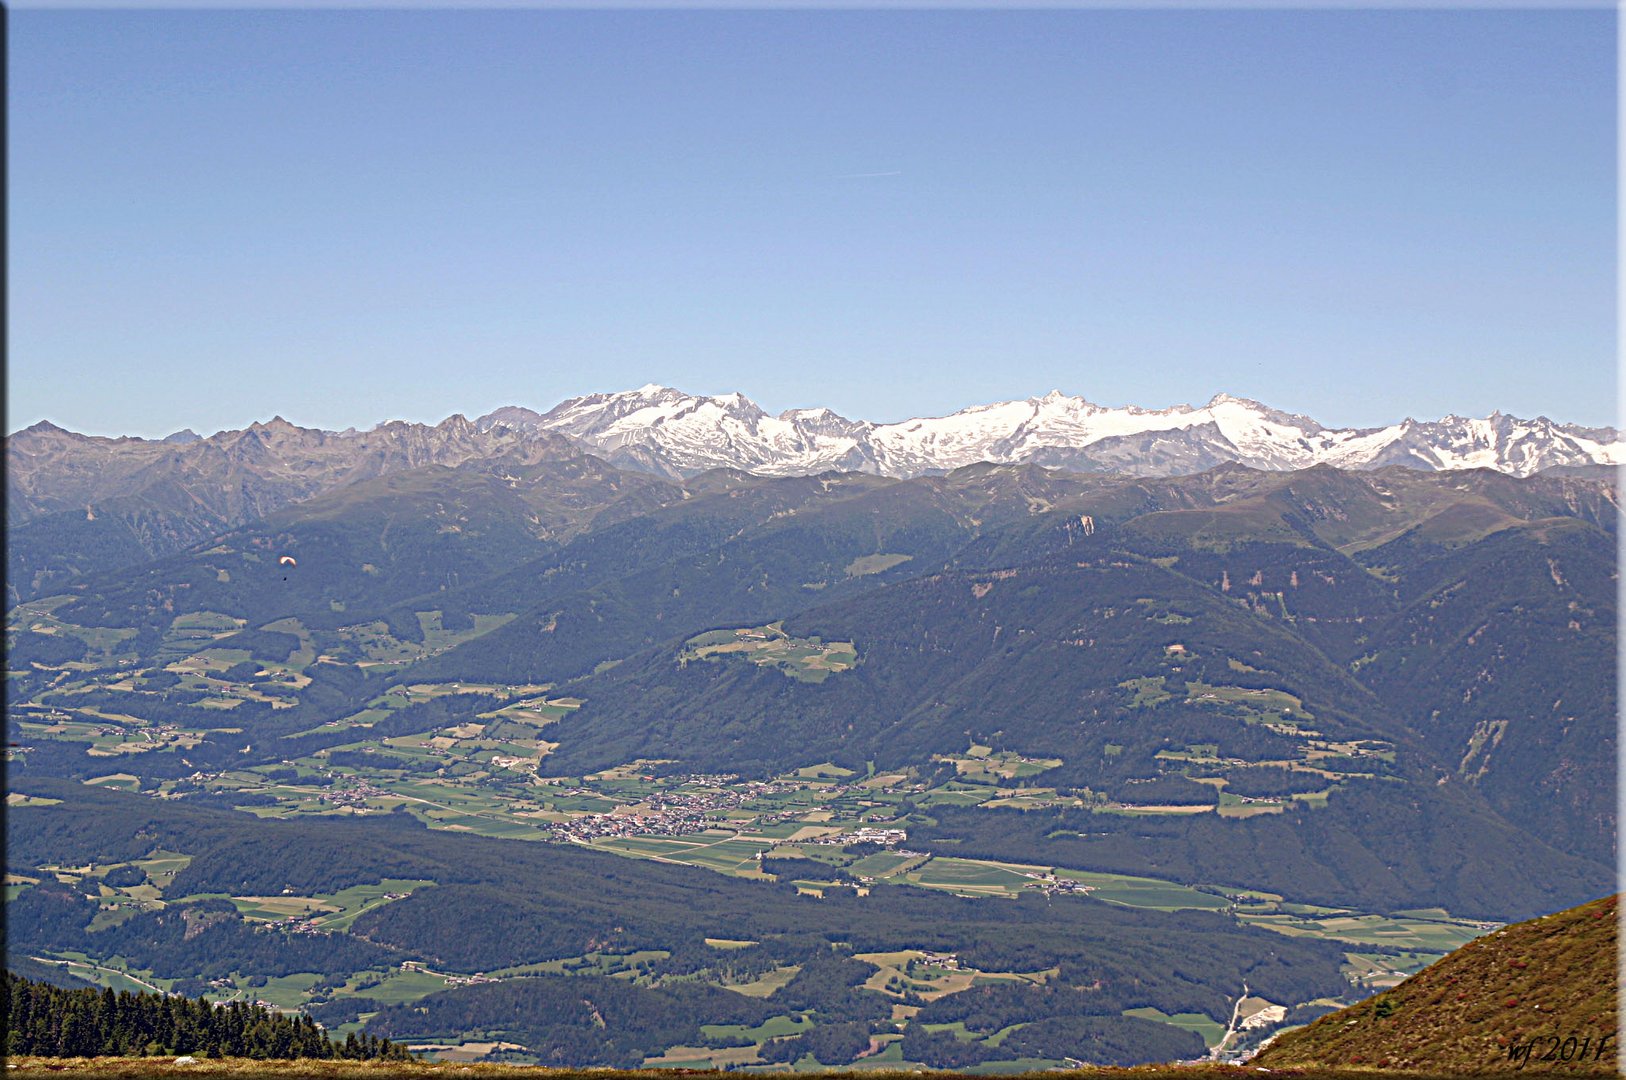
[7,413,577,527]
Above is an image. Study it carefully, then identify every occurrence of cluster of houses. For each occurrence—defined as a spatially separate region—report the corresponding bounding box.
[22,704,185,749]
[548,786,752,842]
[800,826,907,847]
[203,980,280,1011]
[546,774,824,842]
[681,773,742,787]
[399,962,497,988]
[441,973,498,988]
[1020,871,1096,896]
[321,778,389,810]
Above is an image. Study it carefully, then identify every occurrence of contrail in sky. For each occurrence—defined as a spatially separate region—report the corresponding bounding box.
[836,170,902,179]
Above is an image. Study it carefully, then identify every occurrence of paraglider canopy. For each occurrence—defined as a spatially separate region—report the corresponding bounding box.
[278,555,297,567]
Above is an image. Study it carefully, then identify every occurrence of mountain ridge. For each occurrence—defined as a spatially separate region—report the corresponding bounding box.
[9,388,1619,607]
[14,385,1617,487]
[486,385,1623,480]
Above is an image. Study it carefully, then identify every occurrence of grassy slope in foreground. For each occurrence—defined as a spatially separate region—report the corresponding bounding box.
[1253,893,1618,1073]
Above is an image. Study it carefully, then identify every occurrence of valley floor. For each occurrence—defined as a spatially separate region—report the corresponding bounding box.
[11,692,1495,1068]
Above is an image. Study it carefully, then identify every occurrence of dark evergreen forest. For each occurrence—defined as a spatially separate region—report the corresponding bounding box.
[3,972,412,1061]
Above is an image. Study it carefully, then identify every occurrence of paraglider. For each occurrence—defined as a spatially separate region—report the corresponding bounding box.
[279,555,297,567]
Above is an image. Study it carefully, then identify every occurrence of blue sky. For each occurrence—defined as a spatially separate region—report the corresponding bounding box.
[9,8,1616,437]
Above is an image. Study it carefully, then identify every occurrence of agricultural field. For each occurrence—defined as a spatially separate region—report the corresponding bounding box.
[1119,676,1174,709]
[1234,907,1487,954]
[844,553,913,578]
[934,745,1063,784]
[335,613,519,669]
[1182,681,1313,730]
[9,600,140,660]
[1121,1009,1228,1050]
[217,879,436,933]
[681,624,858,683]
[11,707,230,757]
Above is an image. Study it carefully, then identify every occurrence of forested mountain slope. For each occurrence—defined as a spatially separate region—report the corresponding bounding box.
[4,416,587,605]
[6,461,1614,1061]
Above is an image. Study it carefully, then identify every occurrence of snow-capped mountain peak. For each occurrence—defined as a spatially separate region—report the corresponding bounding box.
[479,387,1621,480]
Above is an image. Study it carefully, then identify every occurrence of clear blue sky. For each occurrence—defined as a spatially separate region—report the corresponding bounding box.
[9,8,1617,437]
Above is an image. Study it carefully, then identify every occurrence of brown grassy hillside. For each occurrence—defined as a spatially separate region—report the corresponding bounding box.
[1254,894,1618,1073]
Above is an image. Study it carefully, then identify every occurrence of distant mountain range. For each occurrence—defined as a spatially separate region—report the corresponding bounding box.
[481,385,1624,480]
[8,386,1619,607]
[12,388,1622,507]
